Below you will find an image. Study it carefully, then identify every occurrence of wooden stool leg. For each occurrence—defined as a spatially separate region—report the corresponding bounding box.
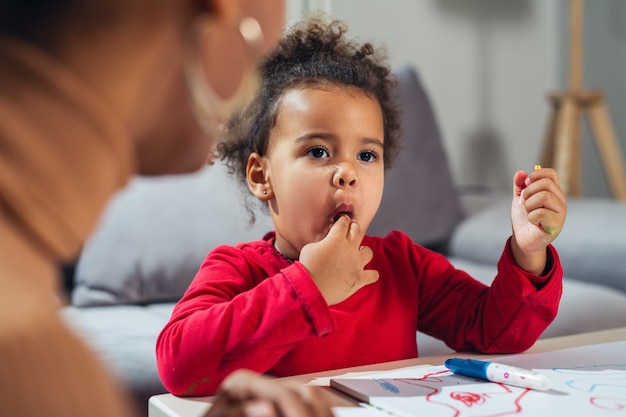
[553,97,580,197]
[587,101,626,200]
[569,104,583,197]
[541,100,559,169]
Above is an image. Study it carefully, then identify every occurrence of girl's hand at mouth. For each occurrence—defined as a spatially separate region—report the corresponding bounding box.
[299,215,379,305]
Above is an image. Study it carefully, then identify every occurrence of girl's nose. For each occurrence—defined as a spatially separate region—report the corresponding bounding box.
[332,163,357,188]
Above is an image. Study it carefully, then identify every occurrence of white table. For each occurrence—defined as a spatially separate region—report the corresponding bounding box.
[149,326,626,417]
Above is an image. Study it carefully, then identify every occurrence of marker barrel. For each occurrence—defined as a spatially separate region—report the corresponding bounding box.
[445,358,551,391]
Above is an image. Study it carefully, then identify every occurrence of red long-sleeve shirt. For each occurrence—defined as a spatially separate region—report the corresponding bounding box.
[156,230,562,396]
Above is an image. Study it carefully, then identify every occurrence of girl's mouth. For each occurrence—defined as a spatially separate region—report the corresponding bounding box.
[331,205,354,224]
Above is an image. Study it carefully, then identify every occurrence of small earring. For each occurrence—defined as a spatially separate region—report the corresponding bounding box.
[184,15,265,139]
[263,190,268,195]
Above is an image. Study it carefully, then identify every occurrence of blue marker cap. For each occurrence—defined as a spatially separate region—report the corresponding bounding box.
[444,358,489,380]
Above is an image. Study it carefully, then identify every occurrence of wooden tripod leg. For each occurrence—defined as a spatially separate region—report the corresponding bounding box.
[570,103,583,197]
[540,98,559,169]
[553,96,580,197]
[587,100,626,200]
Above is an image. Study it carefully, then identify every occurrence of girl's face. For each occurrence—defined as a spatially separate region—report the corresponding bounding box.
[250,85,385,260]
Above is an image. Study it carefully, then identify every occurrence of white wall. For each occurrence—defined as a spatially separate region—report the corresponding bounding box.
[289,0,626,198]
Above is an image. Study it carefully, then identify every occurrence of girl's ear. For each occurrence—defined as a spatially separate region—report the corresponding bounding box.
[246,152,273,201]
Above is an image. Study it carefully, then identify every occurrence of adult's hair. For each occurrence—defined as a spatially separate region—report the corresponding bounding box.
[1,0,93,44]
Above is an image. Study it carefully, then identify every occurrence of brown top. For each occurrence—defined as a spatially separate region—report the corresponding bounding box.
[0,37,136,416]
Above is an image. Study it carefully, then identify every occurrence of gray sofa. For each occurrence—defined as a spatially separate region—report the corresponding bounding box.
[62,65,626,414]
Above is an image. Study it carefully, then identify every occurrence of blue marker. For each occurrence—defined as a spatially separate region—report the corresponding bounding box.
[445,358,551,391]
[374,379,400,394]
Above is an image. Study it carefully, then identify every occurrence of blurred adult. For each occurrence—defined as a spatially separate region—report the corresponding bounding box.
[0,1,331,416]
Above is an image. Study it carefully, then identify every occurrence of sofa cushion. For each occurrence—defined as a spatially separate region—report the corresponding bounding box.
[449,197,626,293]
[62,303,175,408]
[447,197,512,265]
[73,64,465,307]
[72,162,274,307]
[368,65,464,251]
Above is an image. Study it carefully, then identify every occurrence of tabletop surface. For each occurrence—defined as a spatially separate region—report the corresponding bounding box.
[148,326,626,417]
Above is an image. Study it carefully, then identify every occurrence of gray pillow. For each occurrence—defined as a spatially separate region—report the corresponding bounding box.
[72,162,274,307]
[368,65,464,251]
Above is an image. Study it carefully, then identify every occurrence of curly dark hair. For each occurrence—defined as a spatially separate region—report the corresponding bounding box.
[217,13,402,219]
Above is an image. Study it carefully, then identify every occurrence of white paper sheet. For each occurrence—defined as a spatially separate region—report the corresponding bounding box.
[330,340,626,417]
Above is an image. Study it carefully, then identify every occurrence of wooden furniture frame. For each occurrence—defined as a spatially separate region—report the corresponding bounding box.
[541,0,626,200]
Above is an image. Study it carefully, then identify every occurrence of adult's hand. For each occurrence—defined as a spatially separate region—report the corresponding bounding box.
[205,370,335,417]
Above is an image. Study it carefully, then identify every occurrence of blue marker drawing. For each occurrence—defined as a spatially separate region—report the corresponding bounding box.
[374,378,400,394]
[551,364,626,392]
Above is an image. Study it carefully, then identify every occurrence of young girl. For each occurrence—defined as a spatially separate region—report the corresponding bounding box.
[157,15,567,397]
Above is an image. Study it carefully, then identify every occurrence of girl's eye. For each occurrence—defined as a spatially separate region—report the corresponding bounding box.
[358,150,378,162]
[307,147,329,159]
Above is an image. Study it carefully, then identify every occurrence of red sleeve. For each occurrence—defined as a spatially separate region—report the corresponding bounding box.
[155,244,334,396]
[417,237,563,354]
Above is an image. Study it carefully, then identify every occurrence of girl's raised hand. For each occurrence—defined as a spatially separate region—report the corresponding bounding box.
[510,167,567,274]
